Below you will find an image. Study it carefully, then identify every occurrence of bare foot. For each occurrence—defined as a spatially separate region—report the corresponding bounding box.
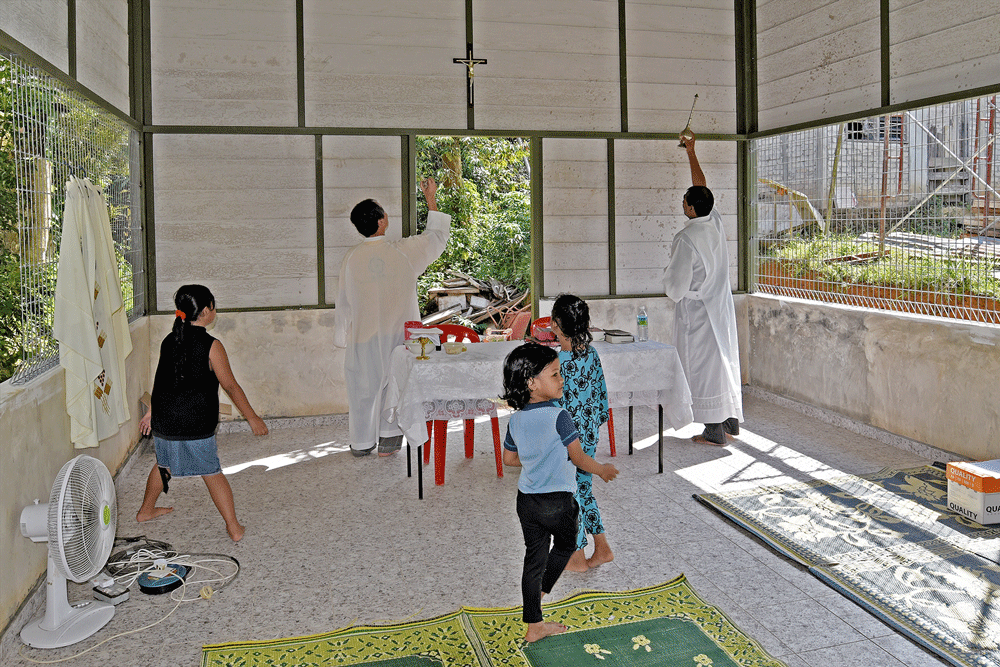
[136,506,173,522]
[587,550,614,568]
[525,621,568,643]
[564,550,589,572]
[227,522,246,542]
[691,435,726,446]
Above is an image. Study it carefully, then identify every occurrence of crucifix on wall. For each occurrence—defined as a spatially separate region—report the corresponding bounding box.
[453,44,487,108]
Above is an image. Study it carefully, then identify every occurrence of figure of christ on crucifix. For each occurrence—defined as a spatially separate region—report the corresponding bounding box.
[453,44,486,108]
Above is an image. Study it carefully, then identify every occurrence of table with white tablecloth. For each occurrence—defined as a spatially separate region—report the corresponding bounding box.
[384,340,693,488]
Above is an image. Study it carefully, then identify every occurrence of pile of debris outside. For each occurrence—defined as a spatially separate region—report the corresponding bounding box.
[422,270,527,329]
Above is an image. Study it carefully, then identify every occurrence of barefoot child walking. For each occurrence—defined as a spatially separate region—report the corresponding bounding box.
[549,294,615,571]
[501,343,619,643]
[136,284,268,542]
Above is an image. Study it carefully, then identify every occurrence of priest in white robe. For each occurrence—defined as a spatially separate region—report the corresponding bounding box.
[334,178,450,457]
[54,176,133,448]
[663,135,743,445]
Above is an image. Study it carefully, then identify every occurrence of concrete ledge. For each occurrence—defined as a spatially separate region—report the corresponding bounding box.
[747,293,1000,461]
[745,385,964,464]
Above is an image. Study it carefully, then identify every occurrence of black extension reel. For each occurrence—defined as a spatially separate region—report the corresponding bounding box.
[136,564,189,595]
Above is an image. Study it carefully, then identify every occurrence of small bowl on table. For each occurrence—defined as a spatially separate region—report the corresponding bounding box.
[442,342,467,355]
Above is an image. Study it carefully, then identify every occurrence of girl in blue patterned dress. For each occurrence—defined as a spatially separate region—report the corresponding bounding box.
[550,294,615,570]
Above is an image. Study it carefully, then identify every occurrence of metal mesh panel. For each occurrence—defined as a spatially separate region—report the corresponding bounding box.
[1,52,143,384]
[751,96,1000,325]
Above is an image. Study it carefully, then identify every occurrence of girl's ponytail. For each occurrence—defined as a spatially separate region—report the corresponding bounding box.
[551,293,592,355]
[171,284,216,386]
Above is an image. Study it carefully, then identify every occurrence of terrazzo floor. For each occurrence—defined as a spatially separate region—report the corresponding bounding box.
[4,391,959,667]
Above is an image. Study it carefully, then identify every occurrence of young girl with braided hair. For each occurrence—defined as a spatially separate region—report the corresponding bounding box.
[549,293,615,570]
[136,284,267,542]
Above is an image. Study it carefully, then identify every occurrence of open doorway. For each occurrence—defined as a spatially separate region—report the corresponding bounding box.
[415,136,531,337]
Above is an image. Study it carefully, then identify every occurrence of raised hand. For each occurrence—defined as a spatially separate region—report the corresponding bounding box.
[419,178,439,211]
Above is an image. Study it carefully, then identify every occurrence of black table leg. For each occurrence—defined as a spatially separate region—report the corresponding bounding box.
[658,405,664,474]
[628,405,634,455]
[406,439,411,477]
[417,444,423,499]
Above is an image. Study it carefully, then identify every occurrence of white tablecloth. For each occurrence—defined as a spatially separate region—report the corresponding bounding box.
[385,340,693,447]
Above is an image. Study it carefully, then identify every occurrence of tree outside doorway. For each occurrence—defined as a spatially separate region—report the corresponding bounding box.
[414,136,530,326]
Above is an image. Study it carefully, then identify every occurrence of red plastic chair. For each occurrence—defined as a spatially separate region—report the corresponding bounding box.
[422,324,504,484]
[436,323,480,343]
[530,316,555,342]
[506,310,531,340]
[532,316,617,457]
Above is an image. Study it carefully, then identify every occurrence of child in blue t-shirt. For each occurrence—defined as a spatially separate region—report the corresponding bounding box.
[501,343,619,643]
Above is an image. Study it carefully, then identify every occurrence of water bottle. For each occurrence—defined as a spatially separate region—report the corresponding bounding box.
[637,305,648,342]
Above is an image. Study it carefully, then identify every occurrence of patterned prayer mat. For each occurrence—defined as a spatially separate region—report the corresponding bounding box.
[201,575,786,667]
[696,465,1000,667]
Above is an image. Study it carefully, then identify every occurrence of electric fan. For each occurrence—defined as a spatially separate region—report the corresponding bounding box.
[19,454,118,648]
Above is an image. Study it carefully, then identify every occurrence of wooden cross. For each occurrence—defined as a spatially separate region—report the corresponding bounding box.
[453,45,487,108]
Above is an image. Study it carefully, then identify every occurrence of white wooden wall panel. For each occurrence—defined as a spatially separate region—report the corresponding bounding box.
[757,0,881,131]
[890,0,1000,105]
[76,0,129,112]
[149,0,297,126]
[615,139,737,294]
[626,1,736,134]
[2,0,69,72]
[322,136,402,303]
[544,270,608,296]
[474,0,620,132]
[542,138,610,297]
[303,0,467,129]
[153,134,317,309]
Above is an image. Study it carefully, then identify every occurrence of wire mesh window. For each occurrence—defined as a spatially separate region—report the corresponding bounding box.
[1,52,144,385]
[751,96,1000,325]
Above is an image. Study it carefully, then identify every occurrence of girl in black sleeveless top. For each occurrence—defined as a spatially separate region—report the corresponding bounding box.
[136,285,268,542]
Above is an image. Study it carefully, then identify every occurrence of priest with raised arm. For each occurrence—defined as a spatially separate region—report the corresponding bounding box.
[663,134,743,445]
[334,179,451,457]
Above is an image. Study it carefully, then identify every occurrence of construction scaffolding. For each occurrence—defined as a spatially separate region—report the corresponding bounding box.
[752,95,1000,325]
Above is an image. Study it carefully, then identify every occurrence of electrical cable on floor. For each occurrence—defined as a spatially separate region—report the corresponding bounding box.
[18,537,241,664]
[104,536,240,594]
[18,596,185,664]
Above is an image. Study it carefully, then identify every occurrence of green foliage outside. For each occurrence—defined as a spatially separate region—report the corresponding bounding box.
[765,235,1000,298]
[414,136,531,321]
[0,61,23,381]
[0,57,135,383]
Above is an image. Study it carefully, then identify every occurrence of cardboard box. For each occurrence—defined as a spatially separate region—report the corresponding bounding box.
[946,460,1000,525]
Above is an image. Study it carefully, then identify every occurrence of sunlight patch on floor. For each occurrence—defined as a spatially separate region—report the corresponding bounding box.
[628,423,703,450]
[673,428,846,493]
[223,441,348,474]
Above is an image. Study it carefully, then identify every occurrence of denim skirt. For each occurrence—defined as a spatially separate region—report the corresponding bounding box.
[154,435,221,477]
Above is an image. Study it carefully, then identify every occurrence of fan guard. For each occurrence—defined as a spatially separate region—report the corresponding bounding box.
[20,455,117,649]
[48,454,117,582]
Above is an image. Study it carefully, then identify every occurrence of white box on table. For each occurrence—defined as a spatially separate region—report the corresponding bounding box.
[946,459,1000,525]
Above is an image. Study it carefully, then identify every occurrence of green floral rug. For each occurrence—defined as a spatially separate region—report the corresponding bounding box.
[696,464,1000,667]
[201,575,786,667]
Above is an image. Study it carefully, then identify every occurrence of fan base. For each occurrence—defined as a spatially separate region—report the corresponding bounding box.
[20,600,114,649]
